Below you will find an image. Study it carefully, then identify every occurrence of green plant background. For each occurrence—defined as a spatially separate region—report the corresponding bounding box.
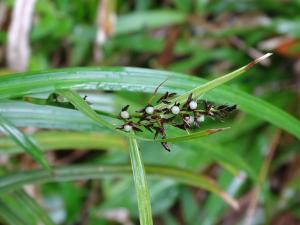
[0,1,300,225]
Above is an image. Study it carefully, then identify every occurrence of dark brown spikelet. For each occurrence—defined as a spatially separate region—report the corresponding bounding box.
[162,100,171,104]
[136,108,145,113]
[144,124,153,133]
[157,92,169,103]
[116,86,237,152]
[122,105,130,111]
[138,117,146,123]
[216,104,237,118]
[116,125,124,130]
[128,121,143,132]
[168,92,177,98]
[161,142,171,152]
[202,101,214,117]
[132,127,142,132]
[153,126,166,139]
[157,92,177,103]
[219,104,237,113]
[154,127,161,139]
[163,115,176,123]
[162,107,170,114]
[183,116,192,128]
[183,93,193,108]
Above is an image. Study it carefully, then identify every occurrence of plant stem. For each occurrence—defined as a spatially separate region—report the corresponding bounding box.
[128,135,153,225]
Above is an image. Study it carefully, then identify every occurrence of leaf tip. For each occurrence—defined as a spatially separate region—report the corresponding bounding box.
[208,127,230,134]
[244,53,273,70]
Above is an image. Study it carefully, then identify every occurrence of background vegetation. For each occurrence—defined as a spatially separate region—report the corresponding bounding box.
[0,0,300,225]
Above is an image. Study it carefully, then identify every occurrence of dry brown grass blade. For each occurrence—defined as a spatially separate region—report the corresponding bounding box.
[7,0,36,71]
[94,0,116,61]
[243,130,281,225]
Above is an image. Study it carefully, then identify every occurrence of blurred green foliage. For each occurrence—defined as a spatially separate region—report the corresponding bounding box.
[0,0,300,225]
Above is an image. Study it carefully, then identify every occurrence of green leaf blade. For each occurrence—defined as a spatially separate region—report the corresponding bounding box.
[0,199,28,225]
[0,60,299,140]
[0,114,50,171]
[129,136,153,225]
[11,190,55,225]
[116,10,187,35]
[0,164,238,209]
[157,53,273,108]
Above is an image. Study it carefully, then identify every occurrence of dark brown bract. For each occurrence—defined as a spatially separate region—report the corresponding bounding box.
[117,92,236,151]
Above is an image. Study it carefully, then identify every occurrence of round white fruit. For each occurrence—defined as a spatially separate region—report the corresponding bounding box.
[184,115,194,124]
[189,101,197,110]
[145,106,154,114]
[197,115,205,122]
[120,111,130,119]
[171,106,180,114]
[188,115,194,124]
[123,124,132,132]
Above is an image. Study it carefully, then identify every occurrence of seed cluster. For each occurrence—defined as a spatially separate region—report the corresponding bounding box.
[117,92,236,151]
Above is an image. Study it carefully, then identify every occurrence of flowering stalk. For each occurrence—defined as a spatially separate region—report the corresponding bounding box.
[117,92,236,151]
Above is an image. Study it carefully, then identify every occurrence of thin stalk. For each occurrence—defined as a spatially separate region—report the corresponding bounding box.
[129,135,153,225]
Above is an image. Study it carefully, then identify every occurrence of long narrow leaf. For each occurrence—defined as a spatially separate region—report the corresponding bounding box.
[0,129,222,149]
[0,113,50,170]
[0,102,255,177]
[116,10,187,35]
[0,164,238,209]
[0,65,298,139]
[0,131,127,154]
[12,190,55,225]
[0,130,254,178]
[158,128,229,142]
[0,199,28,225]
[128,135,153,225]
[157,53,272,108]
[56,90,115,130]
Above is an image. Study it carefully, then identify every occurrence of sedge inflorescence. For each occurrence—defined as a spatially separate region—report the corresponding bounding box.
[117,92,236,151]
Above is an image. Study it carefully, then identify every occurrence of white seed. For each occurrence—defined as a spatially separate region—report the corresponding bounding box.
[171,106,180,114]
[123,124,132,132]
[145,106,154,114]
[185,115,194,124]
[189,101,197,110]
[197,115,205,122]
[188,115,194,124]
[120,111,130,119]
